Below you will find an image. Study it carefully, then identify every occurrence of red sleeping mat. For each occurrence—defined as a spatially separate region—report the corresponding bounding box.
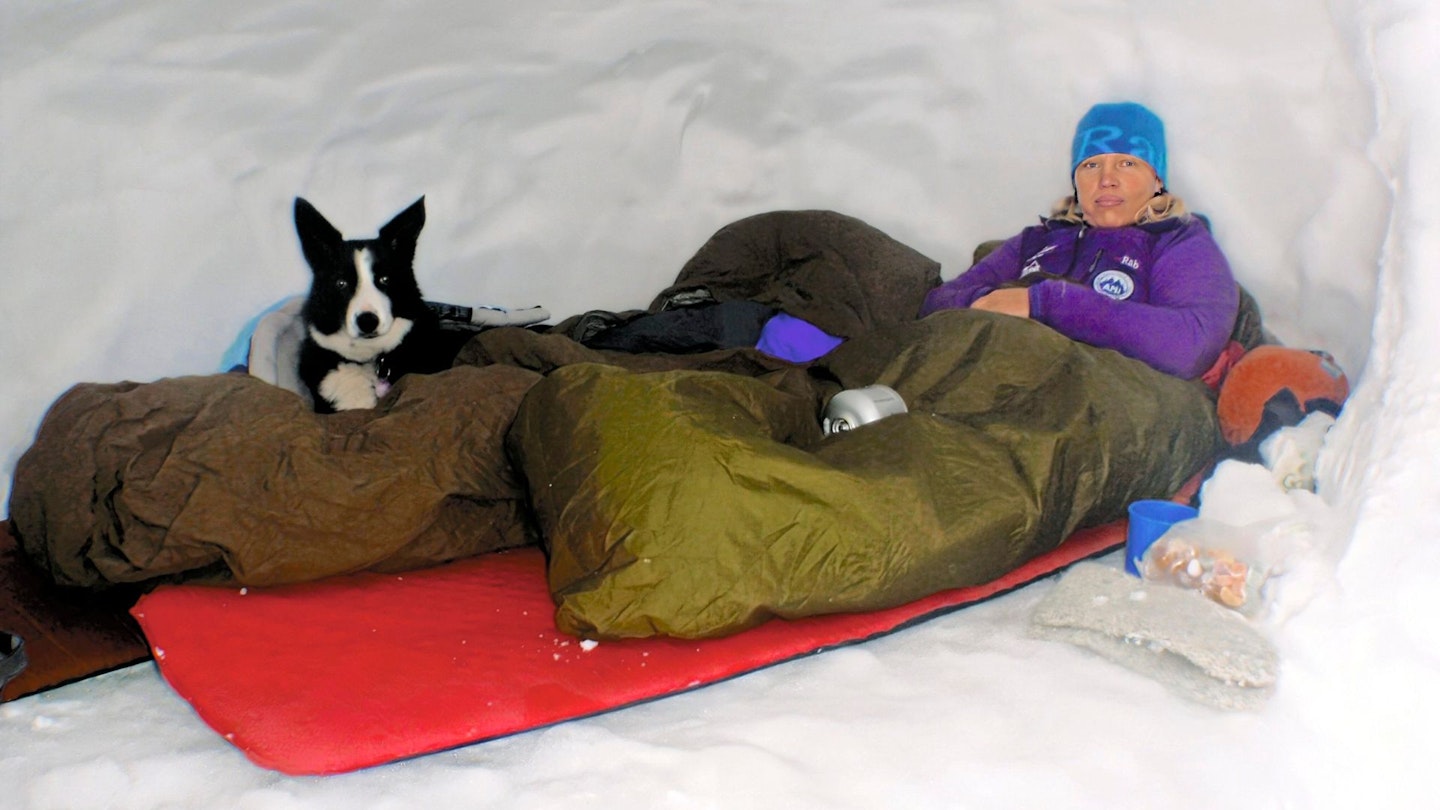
[129,512,1152,776]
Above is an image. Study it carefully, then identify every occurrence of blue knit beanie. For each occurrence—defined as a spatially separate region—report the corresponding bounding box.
[1071,102,1167,186]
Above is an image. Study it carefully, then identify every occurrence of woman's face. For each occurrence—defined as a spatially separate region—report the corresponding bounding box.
[1073,153,1163,228]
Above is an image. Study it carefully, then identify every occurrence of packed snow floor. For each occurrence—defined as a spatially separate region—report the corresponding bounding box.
[0,551,1331,810]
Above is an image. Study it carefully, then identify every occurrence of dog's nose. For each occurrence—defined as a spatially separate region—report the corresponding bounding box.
[355,311,380,336]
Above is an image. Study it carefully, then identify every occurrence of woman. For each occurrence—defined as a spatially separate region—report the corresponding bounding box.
[921,102,1239,380]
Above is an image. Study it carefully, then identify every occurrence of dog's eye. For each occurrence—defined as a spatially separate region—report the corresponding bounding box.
[333,278,349,290]
[375,275,389,286]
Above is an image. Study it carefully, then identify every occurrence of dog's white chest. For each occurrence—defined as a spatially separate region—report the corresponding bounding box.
[318,362,386,411]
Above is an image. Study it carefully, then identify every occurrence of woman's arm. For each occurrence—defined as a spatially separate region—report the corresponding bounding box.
[919,233,1025,316]
[1028,221,1239,378]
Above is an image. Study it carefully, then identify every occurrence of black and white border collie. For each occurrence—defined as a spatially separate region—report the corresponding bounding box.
[294,196,450,413]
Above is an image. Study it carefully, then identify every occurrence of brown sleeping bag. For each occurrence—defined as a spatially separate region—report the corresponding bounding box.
[9,365,541,588]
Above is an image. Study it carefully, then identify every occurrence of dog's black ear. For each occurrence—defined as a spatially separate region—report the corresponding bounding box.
[294,197,343,241]
[294,197,346,272]
[379,196,426,251]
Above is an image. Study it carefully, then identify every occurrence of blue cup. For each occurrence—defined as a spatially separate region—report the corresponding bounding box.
[1125,500,1198,577]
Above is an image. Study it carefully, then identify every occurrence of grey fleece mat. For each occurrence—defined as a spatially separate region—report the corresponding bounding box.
[1030,562,1278,710]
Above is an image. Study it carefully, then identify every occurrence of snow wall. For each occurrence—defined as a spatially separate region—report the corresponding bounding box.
[0,0,1432,618]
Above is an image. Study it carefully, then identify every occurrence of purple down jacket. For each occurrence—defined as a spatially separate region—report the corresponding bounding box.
[921,217,1238,378]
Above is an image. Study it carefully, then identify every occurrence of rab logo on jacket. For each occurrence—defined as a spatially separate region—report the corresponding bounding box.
[1092,269,1135,300]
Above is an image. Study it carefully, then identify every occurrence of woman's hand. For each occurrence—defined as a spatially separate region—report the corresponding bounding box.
[971,288,1031,318]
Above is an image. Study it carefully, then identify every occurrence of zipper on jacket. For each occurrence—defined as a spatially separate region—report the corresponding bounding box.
[1085,248,1104,278]
[1071,223,1088,276]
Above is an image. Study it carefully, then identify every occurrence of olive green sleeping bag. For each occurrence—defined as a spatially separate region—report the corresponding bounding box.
[509,309,1222,639]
